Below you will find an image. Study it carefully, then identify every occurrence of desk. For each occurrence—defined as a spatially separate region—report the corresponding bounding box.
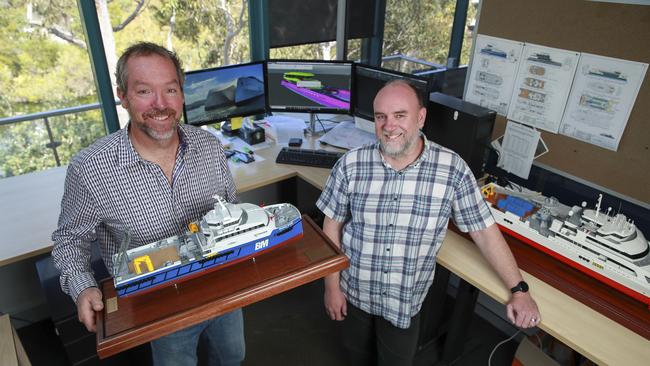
[1,135,648,365]
[0,166,67,266]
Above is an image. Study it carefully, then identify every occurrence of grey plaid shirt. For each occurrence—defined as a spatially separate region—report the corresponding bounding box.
[316,136,494,328]
[52,124,236,302]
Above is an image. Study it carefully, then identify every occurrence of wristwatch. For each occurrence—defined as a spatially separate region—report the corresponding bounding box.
[510,281,529,294]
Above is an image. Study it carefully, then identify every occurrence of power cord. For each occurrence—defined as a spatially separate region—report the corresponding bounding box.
[314,114,328,132]
[487,330,544,366]
[488,329,521,366]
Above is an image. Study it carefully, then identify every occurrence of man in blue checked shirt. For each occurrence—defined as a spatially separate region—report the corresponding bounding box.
[316,79,540,366]
[52,42,244,366]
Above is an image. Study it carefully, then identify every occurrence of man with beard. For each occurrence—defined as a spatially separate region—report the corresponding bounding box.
[316,80,540,365]
[52,42,245,366]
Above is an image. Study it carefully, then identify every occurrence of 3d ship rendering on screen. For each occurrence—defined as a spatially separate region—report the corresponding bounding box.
[112,196,303,297]
[481,182,650,307]
[281,71,350,109]
[204,76,265,111]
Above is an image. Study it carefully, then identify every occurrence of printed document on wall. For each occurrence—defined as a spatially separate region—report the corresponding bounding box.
[498,121,540,180]
[507,44,579,133]
[465,35,523,116]
[559,54,648,151]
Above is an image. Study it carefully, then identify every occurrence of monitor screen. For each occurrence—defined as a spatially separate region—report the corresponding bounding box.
[183,62,267,126]
[415,65,468,98]
[266,60,353,114]
[352,63,431,123]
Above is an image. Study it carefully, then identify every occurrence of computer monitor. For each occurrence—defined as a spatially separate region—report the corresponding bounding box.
[266,60,353,114]
[352,63,431,133]
[183,61,267,126]
[415,65,468,98]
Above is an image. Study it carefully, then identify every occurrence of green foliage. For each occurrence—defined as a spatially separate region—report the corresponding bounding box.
[0,108,105,178]
[150,0,250,69]
[0,0,102,178]
[383,0,456,66]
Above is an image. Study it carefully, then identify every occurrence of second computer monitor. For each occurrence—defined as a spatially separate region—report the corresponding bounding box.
[352,64,431,133]
[266,60,353,114]
[183,61,267,126]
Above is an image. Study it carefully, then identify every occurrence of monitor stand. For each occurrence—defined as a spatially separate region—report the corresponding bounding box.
[306,112,320,136]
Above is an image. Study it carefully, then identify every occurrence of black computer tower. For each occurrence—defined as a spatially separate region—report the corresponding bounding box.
[423,92,496,178]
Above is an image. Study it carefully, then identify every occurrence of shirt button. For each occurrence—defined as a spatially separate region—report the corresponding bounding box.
[393,197,397,201]
[386,248,390,252]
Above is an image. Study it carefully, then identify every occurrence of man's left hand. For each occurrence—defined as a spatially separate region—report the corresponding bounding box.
[506,292,541,329]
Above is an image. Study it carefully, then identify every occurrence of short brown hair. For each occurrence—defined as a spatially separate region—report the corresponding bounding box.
[115,42,184,94]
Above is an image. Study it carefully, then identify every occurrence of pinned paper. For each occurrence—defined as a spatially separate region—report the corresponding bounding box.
[498,121,541,179]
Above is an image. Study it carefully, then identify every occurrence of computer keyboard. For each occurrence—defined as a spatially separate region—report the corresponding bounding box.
[275,147,344,169]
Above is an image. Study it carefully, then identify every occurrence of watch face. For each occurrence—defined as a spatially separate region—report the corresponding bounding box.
[512,281,529,293]
[520,281,529,292]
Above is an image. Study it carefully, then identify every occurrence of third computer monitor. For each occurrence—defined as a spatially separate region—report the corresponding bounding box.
[352,63,431,133]
[266,60,353,114]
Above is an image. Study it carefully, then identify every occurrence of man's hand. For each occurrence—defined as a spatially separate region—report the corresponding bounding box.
[506,292,541,329]
[324,285,347,321]
[76,287,104,332]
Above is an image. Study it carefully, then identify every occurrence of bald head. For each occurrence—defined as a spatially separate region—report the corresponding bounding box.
[376,79,425,109]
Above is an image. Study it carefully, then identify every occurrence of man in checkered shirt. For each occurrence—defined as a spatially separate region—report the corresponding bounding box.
[52,43,245,365]
[316,80,540,365]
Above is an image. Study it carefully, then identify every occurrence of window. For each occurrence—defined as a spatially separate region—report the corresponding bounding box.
[382,0,476,70]
[0,1,102,178]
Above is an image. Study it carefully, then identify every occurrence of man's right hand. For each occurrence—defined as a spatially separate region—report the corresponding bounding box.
[324,275,347,321]
[76,287,104,332]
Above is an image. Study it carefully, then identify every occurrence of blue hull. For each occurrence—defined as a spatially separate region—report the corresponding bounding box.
[116,219,303,297]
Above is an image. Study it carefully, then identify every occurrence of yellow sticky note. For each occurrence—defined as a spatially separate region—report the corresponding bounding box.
[230,116,243,130]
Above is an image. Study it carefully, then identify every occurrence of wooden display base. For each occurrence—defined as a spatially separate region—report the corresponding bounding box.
[96,215,348,359]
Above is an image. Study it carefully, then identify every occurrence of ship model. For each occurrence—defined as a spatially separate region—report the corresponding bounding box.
[481,182,650,307]
[112,196,303,297]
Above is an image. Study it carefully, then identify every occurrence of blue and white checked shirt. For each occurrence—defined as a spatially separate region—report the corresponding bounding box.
[52,124,236,302]
[316,136,494,329]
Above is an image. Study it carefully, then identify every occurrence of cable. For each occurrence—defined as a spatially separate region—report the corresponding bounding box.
[488,329,521,366]
[314,114,327,132]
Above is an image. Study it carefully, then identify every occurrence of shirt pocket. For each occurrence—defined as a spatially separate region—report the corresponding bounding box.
[408,195,449,242]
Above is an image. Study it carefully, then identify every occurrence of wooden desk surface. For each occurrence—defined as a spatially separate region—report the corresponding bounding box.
[96,216,348,358]
[2,135,648,365]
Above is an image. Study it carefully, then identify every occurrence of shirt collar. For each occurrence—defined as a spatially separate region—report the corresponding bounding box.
[374,132,431,172]
[118,122,193,167]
